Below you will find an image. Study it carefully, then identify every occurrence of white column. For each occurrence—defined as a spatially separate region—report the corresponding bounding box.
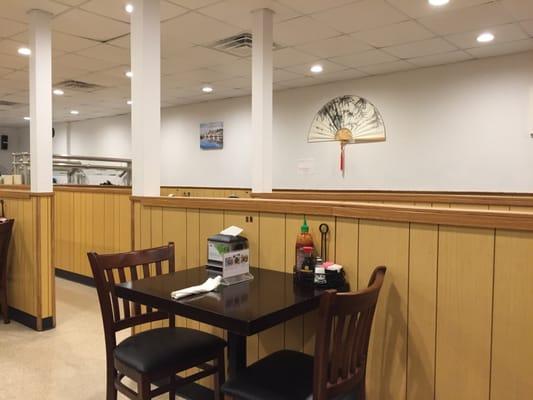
[29,10,53,193]
[251,8,274,193]
[131,0,160,196]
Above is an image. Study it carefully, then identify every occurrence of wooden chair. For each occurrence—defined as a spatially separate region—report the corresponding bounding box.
[221,266,386,400]
[0,219,14,324]
[88,243,226,400]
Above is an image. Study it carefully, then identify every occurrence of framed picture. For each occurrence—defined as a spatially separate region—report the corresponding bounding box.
[200,121,223,150]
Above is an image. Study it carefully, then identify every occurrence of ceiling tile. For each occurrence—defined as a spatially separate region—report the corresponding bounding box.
[161,12,241,47]
[520,20,533,35]
[209,58,251,76]
[312,0,408,34]
[384,38,457,59]
[273,47,317,68]
[274,16,341,46]
[76,44,130,65]
[418,2,516,36]
[53,65,96,83]
[216,76,251,89]
[107,35,130,49]
[0,38,27,56]
[0,78,28,91]
[274,76,320,90]
[166,0,220,9]
[0,66,14,78]
[408,50,473,67]
[81,0,188,23]
[276,0,356,14]
[387,0,492,19]
[0,18,26,39]
[0,0,68,23]
[11,31,100,53]
[296,35,372,58]
[273,68,302,82]
[353,21,435,48]
[162,46,240,74]
[73,71,130,88]
[331,49,398,68]
[53,9,130,41]
[284,60,346,76]
[315,68,367,83]
[54,53,120,72]
[53,0,87,5]
[0,52,29,70]
[466,38,533,58]
[502,0,533,21]
[199,0,299,30]
[357,60,417,75]
[446,24,528,50]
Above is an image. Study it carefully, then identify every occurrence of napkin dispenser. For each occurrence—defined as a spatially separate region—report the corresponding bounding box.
[207,234,249,275]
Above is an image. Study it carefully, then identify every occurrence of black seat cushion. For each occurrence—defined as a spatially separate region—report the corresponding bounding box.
[222,350,314,400]
[222,350,359,400]
[114,327,226,373]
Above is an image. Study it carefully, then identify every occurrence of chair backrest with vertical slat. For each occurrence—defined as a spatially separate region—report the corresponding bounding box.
[87,243,176,352]
[0,219,14,286]
[313,266,386,400]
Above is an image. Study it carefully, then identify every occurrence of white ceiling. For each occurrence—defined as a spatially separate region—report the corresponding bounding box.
[0,0,532,127]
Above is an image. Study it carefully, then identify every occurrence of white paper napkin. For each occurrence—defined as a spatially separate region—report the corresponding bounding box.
[171,276,222,300]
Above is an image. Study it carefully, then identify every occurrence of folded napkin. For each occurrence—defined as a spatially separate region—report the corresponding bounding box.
[171,276,222,300]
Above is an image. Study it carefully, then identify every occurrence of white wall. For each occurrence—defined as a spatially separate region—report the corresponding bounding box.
[47,51,533,191]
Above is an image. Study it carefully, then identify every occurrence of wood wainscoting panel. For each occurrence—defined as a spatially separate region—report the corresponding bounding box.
[258,213,286,359]
[334,217,359,290]
[491,230,533,399]
[407,223,438,400]
[436,227,494,400]
[358,220,409,400]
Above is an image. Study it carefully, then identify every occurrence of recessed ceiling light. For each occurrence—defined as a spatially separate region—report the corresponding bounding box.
[23,116,30,121]
[125,3,134,13]
[17,47,31,56]
[127,100,132,105]
[125,71,133,78]
[477,32,495,43]
[428,0,449,6]
[70,110,79,115]
[202,86,213,93]
[310,64,323,74]
[53,89,64,96]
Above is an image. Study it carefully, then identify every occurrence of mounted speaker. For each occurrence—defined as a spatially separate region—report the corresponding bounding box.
[1,135,8,150]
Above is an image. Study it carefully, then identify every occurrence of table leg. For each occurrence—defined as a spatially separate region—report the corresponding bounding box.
[227,332,247,378]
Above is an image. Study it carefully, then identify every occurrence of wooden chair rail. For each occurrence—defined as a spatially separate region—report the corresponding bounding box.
[131,196,533,232]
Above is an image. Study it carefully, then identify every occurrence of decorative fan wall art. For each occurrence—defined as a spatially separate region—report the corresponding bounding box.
[308,95,386,176]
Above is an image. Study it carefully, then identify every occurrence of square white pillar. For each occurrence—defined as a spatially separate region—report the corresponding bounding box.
[251,8,274,193]
[29,10,53,193]
[131,0,161,197]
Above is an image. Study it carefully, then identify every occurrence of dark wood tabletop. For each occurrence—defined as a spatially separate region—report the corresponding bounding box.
[115,266,325,336]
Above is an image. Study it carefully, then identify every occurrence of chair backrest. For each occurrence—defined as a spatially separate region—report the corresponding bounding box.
[87,243,176,352]
[313,266,387,400]
[0,219,14,280]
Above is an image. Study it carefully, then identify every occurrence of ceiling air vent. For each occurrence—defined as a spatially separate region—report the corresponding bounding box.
[0,100,22,111]
[210,32,282,57]
[56,79,104,92]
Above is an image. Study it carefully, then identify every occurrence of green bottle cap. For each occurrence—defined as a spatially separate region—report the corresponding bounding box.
[301,216,309,233]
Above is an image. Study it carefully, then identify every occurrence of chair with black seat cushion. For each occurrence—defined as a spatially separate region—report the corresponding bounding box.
[222,266,386,400]
[88,243,227,400]
[0,218,14,324]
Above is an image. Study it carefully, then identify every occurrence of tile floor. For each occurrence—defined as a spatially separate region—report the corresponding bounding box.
[0,277,172,400]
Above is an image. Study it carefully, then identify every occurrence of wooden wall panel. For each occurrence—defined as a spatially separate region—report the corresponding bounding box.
[334,217,358,290]
[121,198,533,399]
[0,193,53,328]
[491,230,533,400]
[53,190,132,276]
[436,227,494,400]
[258,213,286,359]
[358,220,409,400]
[407,223,438,400]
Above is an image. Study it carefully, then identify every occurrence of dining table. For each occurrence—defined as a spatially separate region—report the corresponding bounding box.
[115,266,330,400]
